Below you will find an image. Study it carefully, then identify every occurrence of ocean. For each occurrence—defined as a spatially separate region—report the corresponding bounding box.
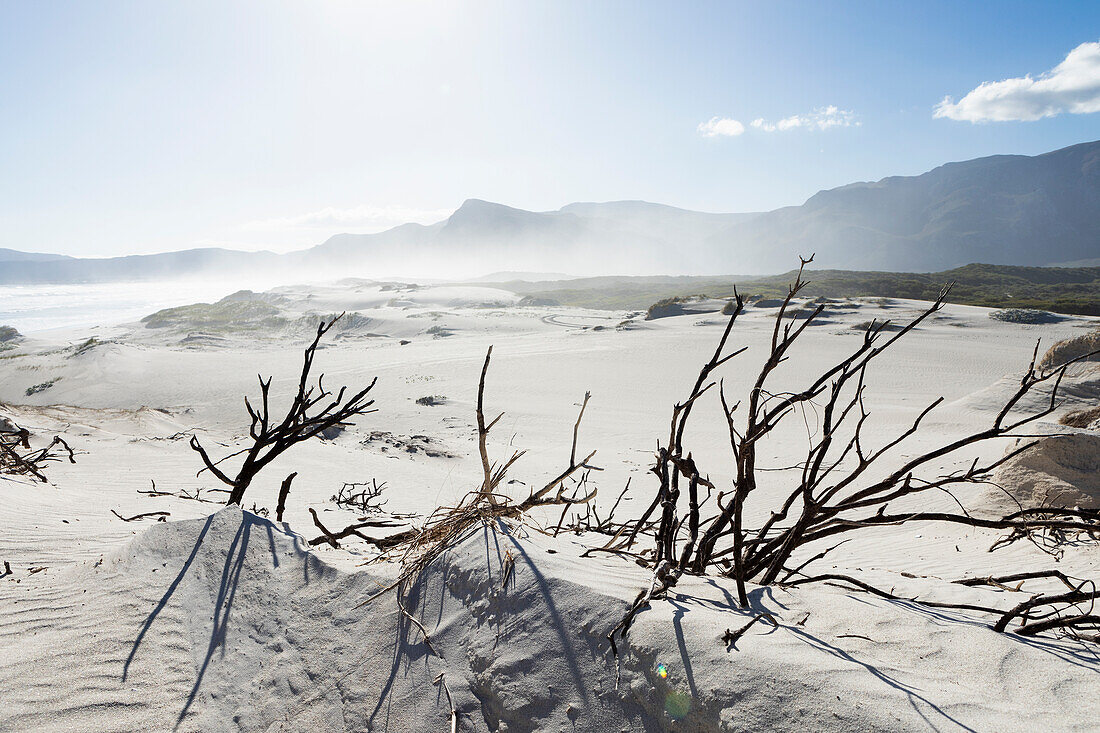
[0,280,266,335]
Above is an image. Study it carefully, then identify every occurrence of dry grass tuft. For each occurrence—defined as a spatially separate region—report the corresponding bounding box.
[1040,331,1100,369]
[343,346,598,610]
[1059,404,1100,428]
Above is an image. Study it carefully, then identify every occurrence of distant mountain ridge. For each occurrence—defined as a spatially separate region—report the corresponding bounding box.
[0,248,280,284]
[711,140,1100,272]
[306,199,753,276]
[0,248,72,263]
[2,140,1099,283]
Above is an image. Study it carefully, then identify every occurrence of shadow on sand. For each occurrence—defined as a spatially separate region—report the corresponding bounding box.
[122,511,302,728]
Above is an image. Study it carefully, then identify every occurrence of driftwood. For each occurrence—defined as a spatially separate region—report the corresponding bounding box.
[189,314,377,506]
[610,256,1100,651]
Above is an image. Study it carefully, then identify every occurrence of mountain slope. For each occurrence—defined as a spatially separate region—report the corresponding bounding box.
[709,140,1100,272]
[2,140,1099,283]
[0,248,72,263]
[0,248,282,284]
[305,199,750,275]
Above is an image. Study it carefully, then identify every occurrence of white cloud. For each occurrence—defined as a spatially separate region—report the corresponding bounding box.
[243,204,451,232]
[697,116,746,137]
[750,106,858,132]
[935,40,1100,122]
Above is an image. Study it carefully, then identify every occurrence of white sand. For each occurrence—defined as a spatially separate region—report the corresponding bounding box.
[1,284,1098,731]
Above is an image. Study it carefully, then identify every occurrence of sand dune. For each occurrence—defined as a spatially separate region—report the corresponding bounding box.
[2,282,1098,730]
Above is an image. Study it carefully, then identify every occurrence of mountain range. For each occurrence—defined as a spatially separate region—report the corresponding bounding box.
[2,140,1098,284]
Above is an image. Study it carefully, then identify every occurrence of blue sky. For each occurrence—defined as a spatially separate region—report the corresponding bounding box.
[2,1,1099,257]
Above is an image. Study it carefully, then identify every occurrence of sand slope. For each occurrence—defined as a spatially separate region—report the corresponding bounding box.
[2,507,1097,731]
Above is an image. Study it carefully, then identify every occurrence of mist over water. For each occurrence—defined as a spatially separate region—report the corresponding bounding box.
[0,279,283,334]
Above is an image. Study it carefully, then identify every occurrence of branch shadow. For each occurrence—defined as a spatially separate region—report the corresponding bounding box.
[655,582,980,732]
[811,582,1100,672]
[175,514,254,727]
[366,573,439,729]
[499,521,590,705]
[123,511,304,729]
[123,515,214,682]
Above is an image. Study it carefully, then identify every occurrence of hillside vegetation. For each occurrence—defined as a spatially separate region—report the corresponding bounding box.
[141,300,287,332]
[491,263,1100,316]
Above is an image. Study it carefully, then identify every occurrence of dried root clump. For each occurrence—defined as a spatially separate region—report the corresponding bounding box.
[328,346,600,606]
[1040,330,1100,370]
[0,412,75,482]
[1059,404,1100,428]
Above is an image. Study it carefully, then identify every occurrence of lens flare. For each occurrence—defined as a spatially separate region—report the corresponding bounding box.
[656,663,668,679]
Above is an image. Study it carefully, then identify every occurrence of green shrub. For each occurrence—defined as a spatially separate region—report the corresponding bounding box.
[989,308,1062,324]
[645,295,706,320]
[142,301,286,332]
[25,378,60,396]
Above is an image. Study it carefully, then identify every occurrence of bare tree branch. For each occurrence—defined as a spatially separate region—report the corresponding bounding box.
[189,314,377,506]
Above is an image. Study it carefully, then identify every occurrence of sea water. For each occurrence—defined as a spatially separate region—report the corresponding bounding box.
[0,280,267,335]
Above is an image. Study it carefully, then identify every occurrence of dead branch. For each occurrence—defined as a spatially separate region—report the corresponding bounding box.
[953,570,1081,591]
[137,483,224,505]
[276,472,297,522]
[475,346,505,503]
[307,507,403,548]
[332,479,389,514]
[189,314,377,506]
[1016,614,1100,637]
[432,672,458,733]
[993,584,1100,633]
[723,612,778,650]
[607,257,1100,651]
[309,508,340,548]
[111,510,171,522]
[137,479,175,497]
[396,581,441,657]
[608,560,678,656]
[0,415,75,482]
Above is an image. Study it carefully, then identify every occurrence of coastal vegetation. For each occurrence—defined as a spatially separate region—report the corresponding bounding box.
[491,263,1100,316]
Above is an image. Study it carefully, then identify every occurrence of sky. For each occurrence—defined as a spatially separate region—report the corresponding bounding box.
[1,1,1099,258]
